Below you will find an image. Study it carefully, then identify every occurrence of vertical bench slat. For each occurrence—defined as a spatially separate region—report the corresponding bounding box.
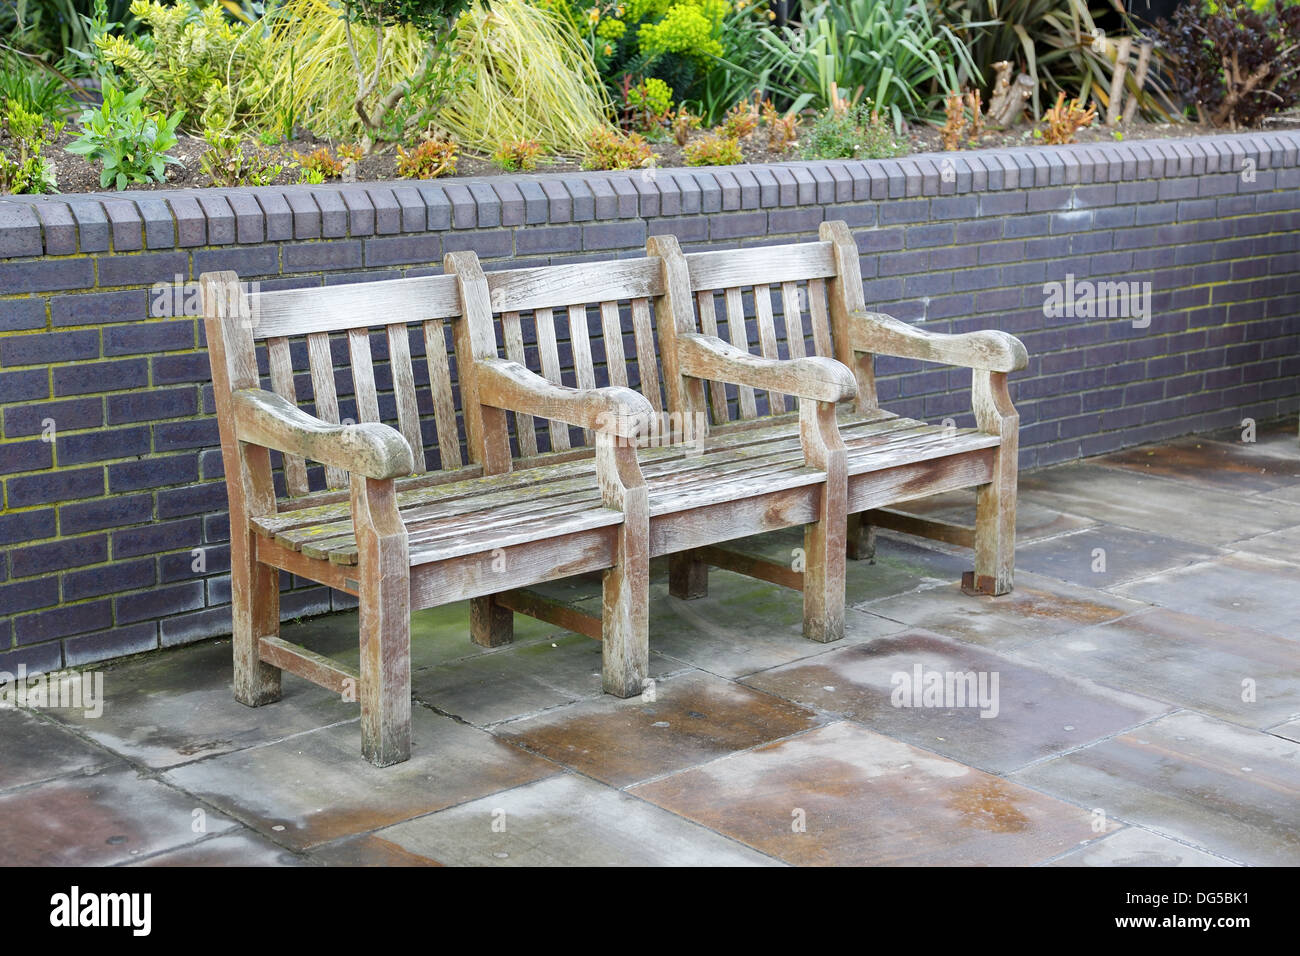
[753,284,785,414]
[807,277,833,358]
[629,297,663,415]
[423,319,463,470]
[568,304,596,445]
[724,287,757,419]
[347,327,381,424]
[781,282,806,359]
[599,301,628,388]
[694,290,729,424]
[266,335,310,496]
[534,307,571,451]
[306,331,349,489]
[500,310,539,458]
[386,323,426,474]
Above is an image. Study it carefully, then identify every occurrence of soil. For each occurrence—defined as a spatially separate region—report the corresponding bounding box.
[14,109,1300,196]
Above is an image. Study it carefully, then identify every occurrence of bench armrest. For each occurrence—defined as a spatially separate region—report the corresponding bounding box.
[232,388,415,481]
[476,357,655,440]
[677,333,858,403]
[849,310,1028,373]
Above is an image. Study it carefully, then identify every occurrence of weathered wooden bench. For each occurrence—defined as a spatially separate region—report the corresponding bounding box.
[648,219,1029,600]
[202,244,857,766]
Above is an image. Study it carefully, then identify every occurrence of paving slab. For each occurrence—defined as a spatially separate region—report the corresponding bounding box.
[1115,552,1300,639]
[1012,711,1300,866]
[45,638,357,769]
[0,707,120,791]
[1048,827,1238,867]
[1268,718,1300,744]
[410,633,689,727]
[131,830,308,866]
[1228,524,1300,563]
[625,570,908,678]
[1092,436,1300,493]
[1019,464,1297,546]
[0,765,237,866]
[1017,607,1300,728]
[373,773,779,866]
[1259,484,1300,505]
[495,670,824,788]
[162,705,557,850]
[631,721,1110,866]
[885,494,1097,543]
[742,631,1170,773]
[1014,524,1219,590]
[858,570,1145,650]
[309,833,444,866]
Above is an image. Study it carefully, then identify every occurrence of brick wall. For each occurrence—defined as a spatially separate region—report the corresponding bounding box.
[1,131,1298,673]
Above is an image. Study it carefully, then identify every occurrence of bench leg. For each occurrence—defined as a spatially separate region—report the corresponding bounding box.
[846,512,876,562]
[354,476,412,767]
[470,595,513,647]
[801,402,848,644]
[668,551,708,600]
[602,519,650,698]
[967,371,1018,597]
[232,551,282,708]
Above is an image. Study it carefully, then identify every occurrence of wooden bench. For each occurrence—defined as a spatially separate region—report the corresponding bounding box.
[201,246,858,766]
[648,220,1028,600]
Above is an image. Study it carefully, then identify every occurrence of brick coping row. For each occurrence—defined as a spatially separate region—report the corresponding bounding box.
[1,130,1297,261]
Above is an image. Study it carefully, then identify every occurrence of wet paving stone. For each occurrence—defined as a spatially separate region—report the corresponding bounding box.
[1017,607,1300,728]
[0,765,237,865]
[1019,464,1297,546]
[45,638,357,769]
[742,631,1170,773]
[495,670,824,788]
[858,571,1145,651]
[1012,711,1300,866]
[131,829,308,866]
[1093,436,1300,493]
[0,707,120,791]
[309,833,444,866]
[1116,552,1300,639]
[1228,524,1300,564]
[1048,827,1238,867]
[884,494,1097,543]
[1014,524,1218,590]
[162,706,557,851]
[1269,719,1300,744]
[630,721,1110,866]
[373,773,779,866]
[410,633,688,727]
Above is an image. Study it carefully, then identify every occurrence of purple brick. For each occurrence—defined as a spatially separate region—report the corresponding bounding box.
[3,397,101,438]
[196,193,236,245]
[107,454,198,494]
[53,358,148,397]
[116,581,205,624]
[444,184,476,228]
[467,183,502,227]
[0,297,46,332]
[691,171,722,214]
[364,234,441,267]
[768,206,823,235]
[59,493,153,535]
[0,577,60,615]
[133,196,176,249]
[103,318,194,355]
[0,329,99,367]
[11,534,107,577]
[56,426,151,465]
[391,184,427,231]
[0,368,49,403]
[255,191,294,241]
[0,257,94,293]
[493,180,527,226]
[751,167,780,207]
[194,246,278,279]
[710,210,767,240]
[0,201,43,258]
[100,198,143,251]
[112,517,203,559]
[166,194,206,247]
[440,229,512,259]
[29,199,78,255]
[583,221,647,250]
[541,179,572,221]
[563,178,596,220]
[0,508,56,545]
[107,386,197,425]
[16,599,113,645]
[64,623,159,667]
[517,180,550,223]
[64,199,111,252]
[340,188,376,236]
[515,224,581,256]
[283,240,363,273]
[281,188,323,239]
[154,418,218,451]
[314,188,351,238]
[98,251,187,287]
[156,481,227,518]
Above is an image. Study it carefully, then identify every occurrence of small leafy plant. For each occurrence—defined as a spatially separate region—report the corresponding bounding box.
[582,125,654,170]
[66,83,183,190]
[1039,91,1097,145]
[760,98,798,152]
[721,98,759,140]
[683,130,743,166]
[940,88,984,150]
[801,101,906,160]
[294,145,362,181]
[395,137,458,178]
[492,138,545,171]
[670,105,700,146]
[0,101,65,195]
[624,77,673,133]
[200,127,288,187]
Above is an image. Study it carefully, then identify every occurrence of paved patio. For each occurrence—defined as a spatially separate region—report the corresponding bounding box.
[3,418,1298,866]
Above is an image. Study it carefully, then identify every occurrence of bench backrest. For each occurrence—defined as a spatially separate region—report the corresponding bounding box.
[652,220,876,428]
[206,270,485,500]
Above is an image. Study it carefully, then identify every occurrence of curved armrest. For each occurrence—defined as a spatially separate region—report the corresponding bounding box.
[476,358,655,440]
[232,388,415,481]
[849,310,1028,373]
[677,333,858,403]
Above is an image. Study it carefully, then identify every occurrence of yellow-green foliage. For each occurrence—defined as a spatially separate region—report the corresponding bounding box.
[0,102,64,195]
[438,0,611,154]
[95,0,268,131]
[396,137,458,177]
[683,130,741,166]
[582,125,654,170]
[637,0,728,60]
[493,138,545,171]
[255,0,438,140]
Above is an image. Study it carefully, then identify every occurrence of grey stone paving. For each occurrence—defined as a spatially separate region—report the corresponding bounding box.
[3,423,1297,866]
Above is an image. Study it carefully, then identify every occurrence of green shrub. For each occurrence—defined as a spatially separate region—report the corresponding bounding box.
[395,137,458,177]
[492,138,545,171]
[682,129,741,165]
[0,50,77,117]
[0,101,64,195]
[801,102,906,160]
[66,83,183,189]
[625,77,673,132]
[581,124,654,169]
